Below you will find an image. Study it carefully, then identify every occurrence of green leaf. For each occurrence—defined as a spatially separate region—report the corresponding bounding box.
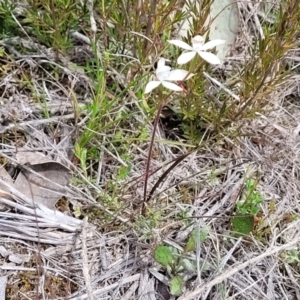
[180,258,212,272]
[170,276,184,296]
[231,215,254,237]
[181,258,197,272]
[286,250,300,264]
[185,228,208,252]
[118,165,131,179]
[154,245,174,267]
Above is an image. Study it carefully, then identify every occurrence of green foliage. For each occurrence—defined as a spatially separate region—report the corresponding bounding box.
[231,178,264,236]
[231,215,254,237]
[185,227,208,252]
[0,0,18,38]
[170,276,185,296]
[237,179,264,216]
[285,249,300,265]
[117,165,131,180]
[24,0,88,54]
[154,227,209,296]
[74,144,87,175]
[2,0,300,296]
[163,0,299,144]
[154,245,174,268]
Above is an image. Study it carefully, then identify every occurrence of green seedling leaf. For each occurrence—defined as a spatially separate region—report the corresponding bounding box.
[236,178,264,216]
[117,165,131,179]
[231,215,254,237]
[181,258,197,272]
[185,228,208,252]
[80,148,87,171]
[154,245,174,267]
[181,258,211,272]
[286,250,300,264]
[170,276,184,296]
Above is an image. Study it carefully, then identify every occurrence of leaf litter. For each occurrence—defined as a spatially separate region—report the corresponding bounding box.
[1,0,300,299]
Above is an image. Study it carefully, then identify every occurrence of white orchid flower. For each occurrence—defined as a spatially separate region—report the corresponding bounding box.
[168,35,226,65]
[144,58,194,94]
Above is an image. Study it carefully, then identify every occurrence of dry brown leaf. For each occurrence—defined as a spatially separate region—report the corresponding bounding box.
[14,162,71,208]
[8,254,31,264]
[0,166,14,199]
[16,151,49,165]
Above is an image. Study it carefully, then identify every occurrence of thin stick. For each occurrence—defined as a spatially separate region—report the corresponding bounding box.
[82,217,94,300]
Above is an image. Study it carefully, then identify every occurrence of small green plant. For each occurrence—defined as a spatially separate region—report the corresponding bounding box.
[231,215,254,237]
[0,0,18,38]
[154,227,210,296]
[74,143,88,176]
[285,249,300,267]
[24,0,88,56]
[231,178,264,236]
[236,179,264,215]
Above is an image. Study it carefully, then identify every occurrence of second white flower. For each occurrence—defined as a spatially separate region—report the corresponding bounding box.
[168,35,226,65]
[144,58,194,94]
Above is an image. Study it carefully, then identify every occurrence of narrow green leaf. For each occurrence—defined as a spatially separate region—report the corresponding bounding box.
[185,228,208,252]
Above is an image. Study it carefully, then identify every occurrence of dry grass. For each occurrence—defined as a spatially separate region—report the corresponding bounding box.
[1,0,300,299]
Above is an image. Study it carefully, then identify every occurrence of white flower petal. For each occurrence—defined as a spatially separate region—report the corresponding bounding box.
[177,51,196,64]
[144,81,161,93]
[168,40,193,50]
[162,81,183,92]
[191,35,205,49]
[192,35,205,42]
[157,65,171,73]
[167,69,191,81]
[157,58,166,69]
[156,65,171,80]
[200,39,226,51]
[198,51,221,64]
